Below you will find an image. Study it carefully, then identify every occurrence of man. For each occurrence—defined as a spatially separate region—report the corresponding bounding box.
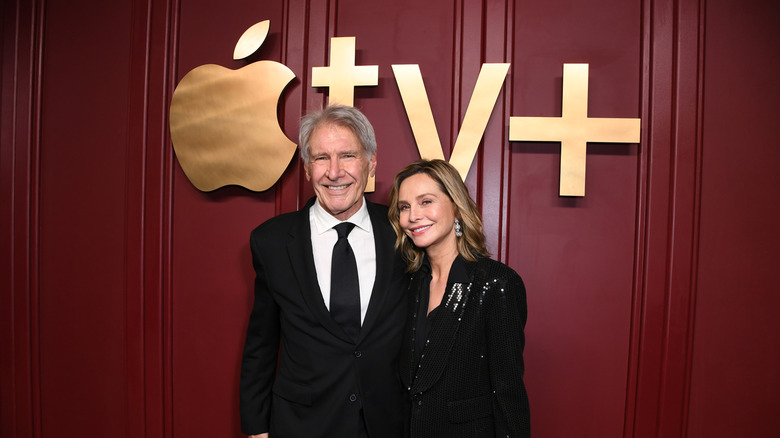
[240,105,406,438]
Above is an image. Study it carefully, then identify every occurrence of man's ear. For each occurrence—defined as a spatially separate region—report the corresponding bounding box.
[368,154,377,177]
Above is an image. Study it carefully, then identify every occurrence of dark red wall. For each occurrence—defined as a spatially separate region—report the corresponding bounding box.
[2,0,779,437]
[688,2,780,436]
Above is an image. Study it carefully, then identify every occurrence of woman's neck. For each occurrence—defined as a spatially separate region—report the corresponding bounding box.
[427,246,459,281]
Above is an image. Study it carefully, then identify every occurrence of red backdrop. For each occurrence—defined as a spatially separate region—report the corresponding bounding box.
[2,0,779,437]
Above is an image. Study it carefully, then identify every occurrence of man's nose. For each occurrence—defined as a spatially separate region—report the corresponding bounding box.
[328,158,344,179]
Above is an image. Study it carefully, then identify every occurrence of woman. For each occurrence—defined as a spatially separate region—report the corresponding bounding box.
[388,159,530,437]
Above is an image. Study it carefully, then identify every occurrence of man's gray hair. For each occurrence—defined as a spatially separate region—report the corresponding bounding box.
[299,105,377,165]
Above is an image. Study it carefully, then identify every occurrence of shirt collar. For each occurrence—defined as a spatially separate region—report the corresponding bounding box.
[311,197,372,235]
[448,255,470,284]
[420,254,471,284]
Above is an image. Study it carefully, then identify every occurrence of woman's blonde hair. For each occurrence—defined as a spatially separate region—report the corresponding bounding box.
[388,159,489,272]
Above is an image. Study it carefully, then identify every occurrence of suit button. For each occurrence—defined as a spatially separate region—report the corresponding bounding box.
[354,350,362,357]
[349,394,357,402]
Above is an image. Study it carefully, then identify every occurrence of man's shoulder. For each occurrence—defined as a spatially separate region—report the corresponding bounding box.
[365,201,395,242]
[365,200,390,223]
[365,199,388,211]
[250,207,305,240]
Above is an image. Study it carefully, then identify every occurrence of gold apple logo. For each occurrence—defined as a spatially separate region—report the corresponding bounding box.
[170,20,297,191]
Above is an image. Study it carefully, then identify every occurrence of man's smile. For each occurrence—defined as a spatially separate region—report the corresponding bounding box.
[326,183,352,191]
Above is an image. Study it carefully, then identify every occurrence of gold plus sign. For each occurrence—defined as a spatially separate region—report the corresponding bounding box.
[509,63,641,197]
[312,37,378,106]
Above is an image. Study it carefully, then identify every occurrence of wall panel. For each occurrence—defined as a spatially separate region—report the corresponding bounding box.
[125,0,178,435]
[2,0,779,437]
[629,0,680,434]
[36,0,135,435]
[650,0,704,435]
[170,1,289,436]
[689,1,780,436]
[508,1,642,436]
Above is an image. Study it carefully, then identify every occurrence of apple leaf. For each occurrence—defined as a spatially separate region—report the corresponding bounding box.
[233,20,270,60]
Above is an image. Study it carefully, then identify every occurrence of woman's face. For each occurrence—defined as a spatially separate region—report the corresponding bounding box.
[397,173,458,255]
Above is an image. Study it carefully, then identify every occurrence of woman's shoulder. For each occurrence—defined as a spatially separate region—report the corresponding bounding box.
[470,258,527,308]
[473,256,522,280]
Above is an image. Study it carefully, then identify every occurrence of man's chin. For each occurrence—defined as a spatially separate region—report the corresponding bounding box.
[318,196,363,219]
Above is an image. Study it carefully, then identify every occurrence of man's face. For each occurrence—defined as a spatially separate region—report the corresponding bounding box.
[305,124,376,221]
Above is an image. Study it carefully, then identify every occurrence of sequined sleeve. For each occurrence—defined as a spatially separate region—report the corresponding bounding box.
[484,263,531,436]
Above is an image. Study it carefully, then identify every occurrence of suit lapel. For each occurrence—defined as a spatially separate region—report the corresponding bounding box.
[408,264,475,394]
[356,201,395,343]
[287,198,353,344]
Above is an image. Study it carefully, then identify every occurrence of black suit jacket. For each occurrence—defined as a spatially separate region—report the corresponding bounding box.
[240,198,406,438]
[400,257,530,438]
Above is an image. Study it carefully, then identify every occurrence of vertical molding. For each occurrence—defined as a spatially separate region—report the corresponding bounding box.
[626,0,704,436]
[454,0,513,262]
[125,1,153,436]
[288,0,332,208]
[679,3,707,434]
[450,0,464,164]
[498,0,514,265]
[30,1,45,436]
[279,0,307,215]
[481,0,513,262]
[656,0,705,435]
[163,0,181,436]
[623,0,656,432]
[125,0,179,435]
[147,0,176,428]
[0,0,41,436]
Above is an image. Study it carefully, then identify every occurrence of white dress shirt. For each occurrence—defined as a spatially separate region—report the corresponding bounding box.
[310,198,376,324]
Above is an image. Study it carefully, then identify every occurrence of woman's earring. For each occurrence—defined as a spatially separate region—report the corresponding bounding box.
[454,218,463,237]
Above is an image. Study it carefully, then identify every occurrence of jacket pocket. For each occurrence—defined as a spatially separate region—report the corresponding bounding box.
[446,394,492,423]
[272,377,313,406]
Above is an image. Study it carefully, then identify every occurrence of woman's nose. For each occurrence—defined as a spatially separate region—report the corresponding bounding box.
[409,205,421,221]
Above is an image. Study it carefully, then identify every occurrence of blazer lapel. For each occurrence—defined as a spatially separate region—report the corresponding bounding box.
[408,278,474,394]
[399,271,420,391]
[287,198,353,344]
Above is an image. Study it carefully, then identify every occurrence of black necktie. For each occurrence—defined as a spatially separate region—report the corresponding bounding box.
[330,222,361,340]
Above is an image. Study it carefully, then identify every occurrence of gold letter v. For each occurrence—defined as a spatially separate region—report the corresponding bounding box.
[392,63,509,179]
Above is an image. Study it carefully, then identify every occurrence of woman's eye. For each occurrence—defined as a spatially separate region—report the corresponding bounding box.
[399,205,409,211]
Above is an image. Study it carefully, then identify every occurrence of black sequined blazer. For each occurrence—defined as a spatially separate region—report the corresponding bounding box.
[399,257,530,438]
